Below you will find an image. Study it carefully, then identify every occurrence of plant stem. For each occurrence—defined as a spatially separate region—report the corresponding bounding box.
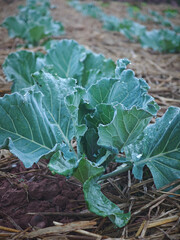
[99,162,133,181]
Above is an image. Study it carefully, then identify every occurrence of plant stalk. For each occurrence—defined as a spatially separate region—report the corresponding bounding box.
[99,162,133,181]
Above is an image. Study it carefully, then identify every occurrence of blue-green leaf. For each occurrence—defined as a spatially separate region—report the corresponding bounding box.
[125,107,180,189]
[81,52,115,88]
[73,157,104,183]
[86,69,159,115]
[0,91,61,168]
[0,72,77,168]
[3,51,44,92]
[83,170,130,228]
[98,104,154,153]
[45,40,84,81]
[2,16,26,39]
[48,143,78,177]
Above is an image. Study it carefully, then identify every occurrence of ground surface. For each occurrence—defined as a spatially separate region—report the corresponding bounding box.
[0,0,180,239]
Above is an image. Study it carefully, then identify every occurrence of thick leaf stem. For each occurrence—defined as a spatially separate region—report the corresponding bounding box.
[99,162,133,181]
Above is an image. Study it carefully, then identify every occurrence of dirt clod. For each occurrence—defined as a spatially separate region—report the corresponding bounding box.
[0,161,85,229]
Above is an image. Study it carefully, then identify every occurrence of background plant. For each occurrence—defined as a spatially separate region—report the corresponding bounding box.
[1,0,64,46]
[69,0,180,53]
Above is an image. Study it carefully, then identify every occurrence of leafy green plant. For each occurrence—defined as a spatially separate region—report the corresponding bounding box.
[149,10,172,27]
[1,40,180,227]
[68,0,180,53]
[127,6,150,22]
[140,29,180,53]
[127,6,175,26]
[163,9,178,18]
[69,0,104,19]
[1,0,64,46]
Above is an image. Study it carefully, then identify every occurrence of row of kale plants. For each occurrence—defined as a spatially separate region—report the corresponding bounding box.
[69,0,180,53]
[0,38,180,228]
[1,0,64,46]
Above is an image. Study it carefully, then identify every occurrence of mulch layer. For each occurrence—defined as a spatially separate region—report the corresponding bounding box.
[0,0,180,239]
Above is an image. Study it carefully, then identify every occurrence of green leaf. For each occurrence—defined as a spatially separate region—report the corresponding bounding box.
[2,16,26,39]
[125,107,180,189]
[0,91,62,168]
[81,52,115,88]
[48,143,78,177]
[38,17,64,36]
[118,20,146,41]
[86,69,159,115]
[98,104,154,153]
[80,128,100,161]
[2,1,64,46]
[115,58,131,77]
[66,86,86,122]
[85,103,115,129]
[3,51,44,92]
[72,157,130,227]
[85,78,117,108]
[140,29,180,53]
[73,157,104,183]
[102,15,122,31]
[0,72,77,168]
[32,71,76,142]
[45,40,84,81]
[65,86,88,138]
[83,170,131,228]
[28,25,46,45]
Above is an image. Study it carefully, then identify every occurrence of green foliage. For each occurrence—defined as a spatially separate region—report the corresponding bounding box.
[69,0,104,19]
[127,7,175,26]
[149,10,172,27]
[127,6,150,22]
[163,9,178,18]
[125,107,180,189]
[140,29,180,53]
[1,40,179,227]
[69,0,180,53]
[2,0,64,46]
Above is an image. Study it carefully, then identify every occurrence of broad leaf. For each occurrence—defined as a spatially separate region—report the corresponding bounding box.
[0,72,77,168]
[85,103,115,129]
[73,157,104,183]
[81,52,115,88]
[45,40,84,81]
[80,128,100,161]
[125,107,180,189]
[86,69,159,115]
[83,169,131,228]
[119,19,146,41]
[98,104,154,153]
[2,16,26,39]
[140,29,180,53]
[48,143,78,177]
[32,71,76,143]
[3,51,44,92]
[0,91,62,168]
[28,25,46,45]
[85,78,117,108]
[65,86,88,137]
[102,15,122,31]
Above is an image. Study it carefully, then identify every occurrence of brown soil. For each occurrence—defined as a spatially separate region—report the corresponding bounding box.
[0,0,180,239]
[0,159,85,230]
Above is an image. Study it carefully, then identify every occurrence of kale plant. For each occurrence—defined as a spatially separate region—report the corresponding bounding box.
[1,0,64,46]
[0,40,179,227]
[69,0,180,53]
